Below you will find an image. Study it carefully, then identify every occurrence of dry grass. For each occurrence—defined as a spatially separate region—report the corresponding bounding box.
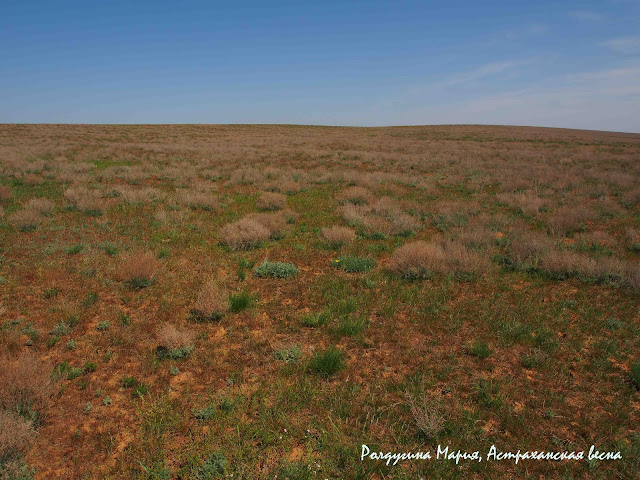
[192,279,228,319]
[0,185,12,202]
[256,191,287,211]
[220,217,271,250]
[0,353,56,417]
[175,189,217,210]
[9,208,45,231]
[408,394,445,441]
[337,186,373,205]
[21,173,44,186]
[319,226,356,248]
[26,198,55,215]
[388,241,447,278]
[547,205,595,236]
[156,324,195,350]
[118,251,160,283]
[0,411,34,461]
[64,186,105,213]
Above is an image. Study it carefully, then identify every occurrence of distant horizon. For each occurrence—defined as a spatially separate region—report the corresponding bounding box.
[2,123,639,135]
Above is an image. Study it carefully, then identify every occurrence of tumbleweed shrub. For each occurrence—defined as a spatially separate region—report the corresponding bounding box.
[254,261,298,279]
[408,394,446,441]
[119,251,160,290]
[0,353,57,420]
[388,241,447,279]
[9,209,45,232]
[220,217,270,250]
[319,226,356,248]
[156,324,195,359]
[0,185,12,202]
[191,280,228,322]
[256,191,287,211]
[337,186,373,205]
[246,211,288,238]
[25,198,54,216]
[0,411,34,462]
[63,186,104,215]
[333,256,375,273]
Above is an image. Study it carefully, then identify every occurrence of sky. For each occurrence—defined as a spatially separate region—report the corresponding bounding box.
[1,0,640,131]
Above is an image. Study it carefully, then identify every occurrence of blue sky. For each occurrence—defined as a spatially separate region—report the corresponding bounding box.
[2,0,639,131]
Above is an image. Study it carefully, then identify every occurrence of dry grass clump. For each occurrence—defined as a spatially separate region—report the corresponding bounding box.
[191,280,228,321]
[0,185,12,202]
[280,180,302,194]
[442,240,490,276]
[64,186,105,214]
[340,197,421,236]
[9,208,45,232]
[547,205,594,236]
[119,251,160,288]
[0,353,57,417]
[176,189,217,210]
[256,191,287,211]
[156,324,195,350]
[221,209,296,249]
[319,226,356,248]
[26,198,55,215]
[496,192,549,216]
[220,217,270,250]
[337,186,373,205]
[507,230,556,270]
[389,240,488,279]
[540,249,629,284]
[0,411,34,461]
[408,394,445,441]
[388,241,447,279]
[246,211,289,237]
[340,204,369,226]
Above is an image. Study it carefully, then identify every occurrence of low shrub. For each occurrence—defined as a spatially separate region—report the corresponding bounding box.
[300,310,330,328]
[191,280,227,322]
[254,261,298,279]
[220,218,270,250]
[193,452,227,479]
[9,209,44,232]
[388,241,445,279]
[229,291,252,312]
[309,346,345,377]
[631,362,640,390]
[155,325,195,360]
[333,256,375,273]
[120,252,159,290]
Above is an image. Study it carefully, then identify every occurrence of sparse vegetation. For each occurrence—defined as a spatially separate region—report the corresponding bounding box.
[253,261,298,278]
[1,125,639,479]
